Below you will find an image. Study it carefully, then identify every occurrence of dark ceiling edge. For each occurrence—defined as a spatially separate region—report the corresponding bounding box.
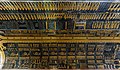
[0,0,120,2]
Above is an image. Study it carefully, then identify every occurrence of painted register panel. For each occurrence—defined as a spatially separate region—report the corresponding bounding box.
[0,1,120,69]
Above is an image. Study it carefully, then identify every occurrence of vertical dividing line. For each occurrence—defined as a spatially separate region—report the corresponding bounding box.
[65,22,67,30]
[54,21,56,30]
[46,21,48,30]
[84,22,86,29]
[74,22,76,30]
